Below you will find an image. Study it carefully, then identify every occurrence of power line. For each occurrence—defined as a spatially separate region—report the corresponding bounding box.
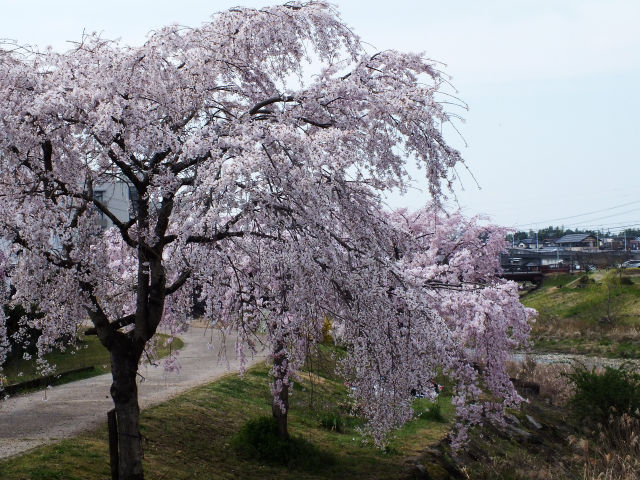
[557,207,640,228]
[515,200,640,227]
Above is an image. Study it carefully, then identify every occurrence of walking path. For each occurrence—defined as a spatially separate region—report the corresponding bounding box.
[0,326,267,459]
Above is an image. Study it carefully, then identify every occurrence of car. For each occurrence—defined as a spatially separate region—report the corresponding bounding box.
[621,260,640,269]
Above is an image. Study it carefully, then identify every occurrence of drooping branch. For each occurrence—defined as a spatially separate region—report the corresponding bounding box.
[165,269,191,295]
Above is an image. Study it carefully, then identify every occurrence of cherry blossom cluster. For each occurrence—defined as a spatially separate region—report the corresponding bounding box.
[332,207,533,446]
[0,2,531,454]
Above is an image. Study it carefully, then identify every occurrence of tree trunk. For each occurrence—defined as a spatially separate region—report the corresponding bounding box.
[271,342,290,440]
[110,345,144,480]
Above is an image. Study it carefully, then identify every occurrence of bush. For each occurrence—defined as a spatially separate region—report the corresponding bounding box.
[508,357,574,406]
[319,410,344,432]
[577,275,593,286]
[321,317,333,344]
[418,400,445,422]
[231,416,334,469]
[566,364,640,424]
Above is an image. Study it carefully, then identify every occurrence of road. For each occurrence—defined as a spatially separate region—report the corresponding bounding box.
[0,326,267,459]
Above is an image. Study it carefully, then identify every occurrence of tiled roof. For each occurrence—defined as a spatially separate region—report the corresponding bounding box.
[556,233,595,244]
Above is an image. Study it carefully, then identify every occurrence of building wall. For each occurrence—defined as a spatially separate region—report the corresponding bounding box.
[93,180,132,228]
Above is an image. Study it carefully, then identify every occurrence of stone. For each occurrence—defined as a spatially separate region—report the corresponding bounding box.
[526,414,542,429]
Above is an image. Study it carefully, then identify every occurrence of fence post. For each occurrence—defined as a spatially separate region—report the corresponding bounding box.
[107,408,119,480]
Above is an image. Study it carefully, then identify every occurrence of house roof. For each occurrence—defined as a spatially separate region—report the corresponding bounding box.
[519,238,537,244]
[556,233,596,244]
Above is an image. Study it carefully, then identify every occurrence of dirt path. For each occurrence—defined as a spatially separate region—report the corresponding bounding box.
[0,326,267,459]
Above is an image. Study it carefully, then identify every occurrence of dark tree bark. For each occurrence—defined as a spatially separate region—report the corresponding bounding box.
[110,337,145,480]
[271,340,290,440]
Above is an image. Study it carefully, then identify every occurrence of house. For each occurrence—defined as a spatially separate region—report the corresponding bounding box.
[555,233,597,251]
[92,180,137,230]
[517,238,538,249]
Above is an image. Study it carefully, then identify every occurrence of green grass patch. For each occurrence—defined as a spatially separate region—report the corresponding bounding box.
[1,333,183,387]
[0,348,454,480]
[416,398,447,423]
[522,271,640,357]
[232,416,335,470]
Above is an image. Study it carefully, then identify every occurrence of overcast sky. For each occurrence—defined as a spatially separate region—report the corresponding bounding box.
[2,0,638,233]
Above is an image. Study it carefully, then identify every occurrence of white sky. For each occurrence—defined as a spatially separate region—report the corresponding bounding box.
[2,0,639,233]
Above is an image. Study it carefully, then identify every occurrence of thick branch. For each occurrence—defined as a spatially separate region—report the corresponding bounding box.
[165,270,191,295]
[85,314,136,335]
[170,151,212,174]
[299,117,333,128]
[106,149,144,191]
[249,95,295,115]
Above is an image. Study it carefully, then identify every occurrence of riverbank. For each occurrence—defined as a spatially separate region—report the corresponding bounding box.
[522,270,640,359]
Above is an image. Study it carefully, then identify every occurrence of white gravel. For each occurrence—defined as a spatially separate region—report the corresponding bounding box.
[0,326,267,459]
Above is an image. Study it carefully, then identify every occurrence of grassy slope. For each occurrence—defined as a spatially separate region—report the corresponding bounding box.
[0,348,454,480]
[522,271,640,358]
[7,275,638,479]
[2,333,184,386]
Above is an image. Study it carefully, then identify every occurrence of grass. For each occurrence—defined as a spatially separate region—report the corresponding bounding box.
[0,346,454,480]
[1,333,184,386]
[231,416,335,469]
[522,271,640,358]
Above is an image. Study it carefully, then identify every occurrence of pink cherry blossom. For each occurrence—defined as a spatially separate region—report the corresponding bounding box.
[0,3,530,477]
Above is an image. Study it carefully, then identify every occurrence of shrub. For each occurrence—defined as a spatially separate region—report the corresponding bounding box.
[566,364,640,424]
[418,400,445,422]
[321,316,333,344]
[577,275,592,286]
[231,416,334,469]
[319,410,344,432]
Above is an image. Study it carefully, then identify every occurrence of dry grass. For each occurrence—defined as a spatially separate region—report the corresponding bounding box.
[508,356,575,406]
[574,413,640,480]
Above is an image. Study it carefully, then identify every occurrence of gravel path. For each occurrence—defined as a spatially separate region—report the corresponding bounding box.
[512,352,639,369]
[0,326,267,459]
